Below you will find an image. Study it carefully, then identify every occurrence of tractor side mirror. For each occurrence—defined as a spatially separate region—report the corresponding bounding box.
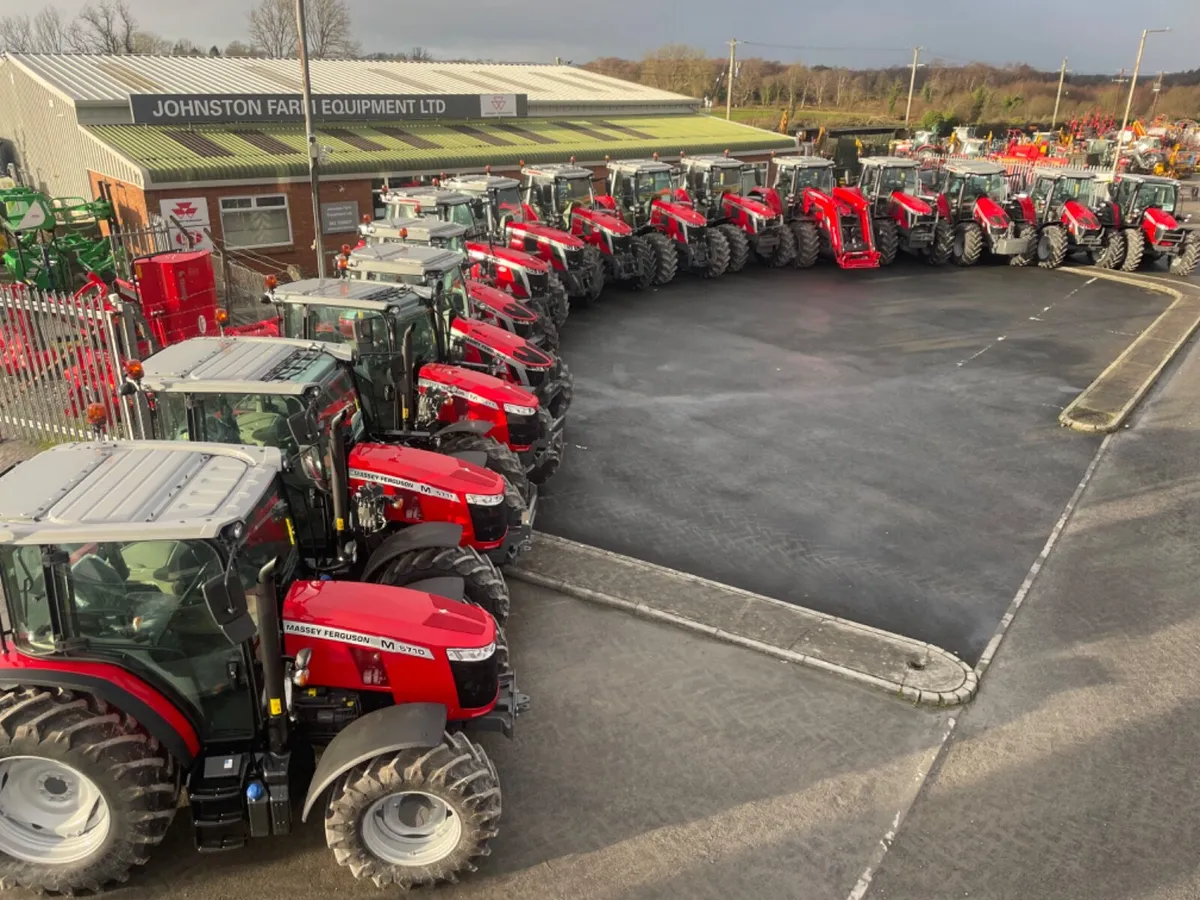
[351,317,375,345]
[287,409,319,447]
[202,571,257,645]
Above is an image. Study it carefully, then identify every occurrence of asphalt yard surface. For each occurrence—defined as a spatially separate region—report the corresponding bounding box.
[537,261,1167,664]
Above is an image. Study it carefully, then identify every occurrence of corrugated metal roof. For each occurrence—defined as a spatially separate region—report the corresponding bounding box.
[85,115,796,185]
[9,53,692,107]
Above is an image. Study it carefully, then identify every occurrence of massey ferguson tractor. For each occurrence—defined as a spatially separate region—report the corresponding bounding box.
[520,163,656,290]
[598,157,731,284]
[133,335,527,615]
[752,156,880,269]
[265,277,567,486]
[382,188,570,328]
[0,440,522,893]
[676,154,796,270]
[439,173,605,304]
[1008,168,1106,269]
[359,217,559,351]
[929,160,1033,266]
[1094,173,1199,275]
[854,157,952,265]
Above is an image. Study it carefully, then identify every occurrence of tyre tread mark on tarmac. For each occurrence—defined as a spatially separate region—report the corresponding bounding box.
[844,430,1113,900]
[957,275,1098,366]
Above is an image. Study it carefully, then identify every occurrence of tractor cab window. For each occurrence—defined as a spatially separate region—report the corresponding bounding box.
[741,165,763,194]
[232,489,296,601]
[494,186,525,226]
[635,170,673,203]
[154,392,191,441]
[432,233,467,254]
[790,166,835,193]
[445,202,477,230]
[440,268,470,320]
[859,166,880,196]
[557,177,593,209]
[192,392,305,455]
[1031,177,1053,211]
[1133,182,1176,214]
[712,165,743,195]
[881,167,918,195]
[297,305,391,356]
[390,308,440,365]
[1,545,51,650]
[1051,177,1094,207]
[961,173,1007,204]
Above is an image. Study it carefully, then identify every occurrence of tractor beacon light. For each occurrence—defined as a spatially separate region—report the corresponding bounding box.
[214,308,230,326]
[264,274,278,290]
[340,244,352,258]
[86,402,107,428]
[485,164,492,174]
[400,228,408,239]
[123,360,144,380]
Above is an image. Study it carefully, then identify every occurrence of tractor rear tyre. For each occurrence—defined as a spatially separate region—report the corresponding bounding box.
[874,219,899,266]
[1169,234,1199,276]
[556,360,575,414]
[770,226,797,267]
[438,433,531,505]
[1120,228,1145,272]
[547,274,570,328]
[1035,224,1069,269]
[630,236,656,290]
[704,229,730,278]
[928,221,954,265]
[719,224,750,272]
[1090,231,1127,269]
[528,420,564,486]
[538,315,560,355]
[324,731,501,890]
[791,220,820,268]
[646,233,678,285]
[0,688,179,894]
[953,223,984,267]
[372,546,510,625]
[583,246,605,301]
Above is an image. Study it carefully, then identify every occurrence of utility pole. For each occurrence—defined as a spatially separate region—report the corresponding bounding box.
[1113,28,1171,180]
[296,0,326,278]
[1150,70,1164,118]
[725,39,737,120]
[904,46,922,129]
[1051,57,1067,129]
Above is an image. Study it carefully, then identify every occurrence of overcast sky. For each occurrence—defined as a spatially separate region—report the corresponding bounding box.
[28,0,1200,74]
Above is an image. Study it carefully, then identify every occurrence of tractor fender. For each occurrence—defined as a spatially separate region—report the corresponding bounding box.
[301,702,447,821]
[450,450,489,468]
[361,522,466,583]
[438,418,495,437]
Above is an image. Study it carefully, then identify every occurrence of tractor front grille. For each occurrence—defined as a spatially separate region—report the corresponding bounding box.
[510,317,536,340]
[611,233,632,253]
[505,410,539,446]
[563,247,584,270]
[468,501,508,544]
[450,654,501,710]
[526,270,549,296]
[523,365,548,389]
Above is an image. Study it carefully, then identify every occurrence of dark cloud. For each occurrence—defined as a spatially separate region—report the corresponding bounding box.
[77,0,1200,73]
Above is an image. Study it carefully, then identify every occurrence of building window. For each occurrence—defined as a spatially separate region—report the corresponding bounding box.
[219,194,292,249]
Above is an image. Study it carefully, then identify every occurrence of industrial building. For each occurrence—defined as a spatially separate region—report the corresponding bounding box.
[0,53,795,274]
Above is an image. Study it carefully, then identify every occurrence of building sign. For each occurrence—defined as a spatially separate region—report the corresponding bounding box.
[321,201,360,234]
[159,197,213,251]
[129,93,527,125]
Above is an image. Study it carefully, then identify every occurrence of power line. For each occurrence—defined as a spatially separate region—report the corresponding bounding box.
[738,40,912,54]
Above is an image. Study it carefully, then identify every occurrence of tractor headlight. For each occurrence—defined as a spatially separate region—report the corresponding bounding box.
[465,492,506,506]
[447,642,496,662]
[504,403,537,417]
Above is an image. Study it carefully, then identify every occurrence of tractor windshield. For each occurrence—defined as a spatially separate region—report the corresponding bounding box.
[783,165,835,194]
[712,166,744,195]
[1134,182,1177,213]
[1051,177,1095,206]
[433,233,467,253]
[494,186,525,224]
[635,170,674,202]
[881,167,920,195]
[444,201,477,230]
[557,176,594,209]
[962,173,1007,203]
[155,390,306,454]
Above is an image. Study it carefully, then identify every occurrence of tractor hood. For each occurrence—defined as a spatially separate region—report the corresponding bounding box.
[1062,199,1100,230]
[418,361,539,410]
[973,196,1011,227]
[282,578,495,658]
[508,220,584,250]
[451,318,554,368]
[1143,206,1179,233]
[722,193,777,219]
[572,206,633,235]
[891,192,933,216]
[652,199,708,227]
[467,241,550,273]
[347,442,504,500]
[467,280,537,322]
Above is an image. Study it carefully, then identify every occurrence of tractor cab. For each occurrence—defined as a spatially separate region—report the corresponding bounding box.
[1026,168,1100,228]
[359,216,467,254]
[679,155,748,207]
[522,163,601,226]
[440,174,530,234]
[605,159,678,227]
[771,157,836,199]
[857,157,923,204]
[382,187,482,236]
[1113,173,1180,220]
[938,160,1010,214]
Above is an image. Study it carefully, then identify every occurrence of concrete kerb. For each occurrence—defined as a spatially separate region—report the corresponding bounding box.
[1057,267,1200,433]
[508,534,978,707]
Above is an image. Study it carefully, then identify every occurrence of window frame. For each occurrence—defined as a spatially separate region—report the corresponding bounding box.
[218,192,294,251]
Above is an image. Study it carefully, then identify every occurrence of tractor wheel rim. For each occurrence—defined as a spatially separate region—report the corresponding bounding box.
[362,790,462,867]
[954,232,965,256]
[0,756,110,864]
[1038,234,1052,260]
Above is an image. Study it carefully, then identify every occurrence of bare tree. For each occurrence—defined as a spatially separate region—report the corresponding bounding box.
[223,39,262,58]
[130,30,171,54]
[0,14,33,52]
[306,0,357,58]
[406,46,433,62]
[73,1,137,54]
[248,0,296,58]
[32,7,67,52]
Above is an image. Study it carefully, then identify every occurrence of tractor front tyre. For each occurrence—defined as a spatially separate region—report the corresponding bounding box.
[555,360,575,414]
[1120,228,1145,272]
[630,236,656,290]
[324,731,501,890]
[704,229,730,278]
[874,219,899,266]
[538,315,560,355]
[372,546,511,625]
[0,688,179,894]
[1090,231,1127,269]
[770,226,797,267]
[438,433,531,505]
[719,224,751,271]
[646,232,678,285]
[1035,224,1068,269]
[953,223,984,267]
[791,220,820,268]
[547,274,570,329]
[1169,234,1200,277]
[583,245,605,301]
[928,221,954,266]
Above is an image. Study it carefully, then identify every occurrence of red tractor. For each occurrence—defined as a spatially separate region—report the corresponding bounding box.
[266,277,568,485]
[0,440,522,892]
[1094,173,1199,275]
[1008,168,1106,269]
[440,174,604,304]
[854,157,952,265]
[520,163,656,290]
[597,157,731,284]
[359,216,558,352]
[676,154,796,270]
[927,160,1033,266]
[382,188,570,329]
[751,156,880,269]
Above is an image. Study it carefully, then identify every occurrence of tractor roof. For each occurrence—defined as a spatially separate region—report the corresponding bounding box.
[607,158,673,174]
[141,336,351,395]
[362,216,466,242]
[1117,173,1179,186]
[679,154,743,169]
[521,164,593,179]
[774,156,833,169]
[1032,166,1095,180]
[347,243,465,278]
[270,277,429,314]
[859,156,919,168]
[0,441,280,545]
[944,160,1005,175]
[442,174,520,192]
[383,188,472,207]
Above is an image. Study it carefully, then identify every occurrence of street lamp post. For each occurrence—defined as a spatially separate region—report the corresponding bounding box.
[904,46,923,129]
[296,0,326,278]
[1112,27,1170,179]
